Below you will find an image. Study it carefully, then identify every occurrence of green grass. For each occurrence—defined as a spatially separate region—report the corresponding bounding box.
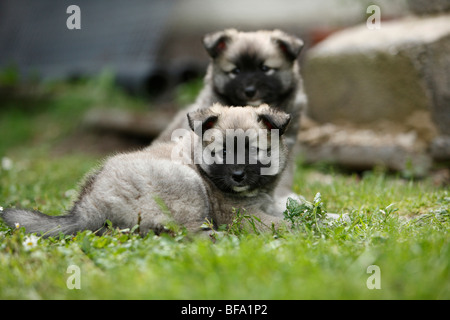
[0,77,449,300]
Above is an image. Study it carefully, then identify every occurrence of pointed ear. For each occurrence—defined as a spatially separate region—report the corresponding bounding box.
[187,110,219,135]
[258,111,291,136]
[202,29,236,58]
[272,30,304,61]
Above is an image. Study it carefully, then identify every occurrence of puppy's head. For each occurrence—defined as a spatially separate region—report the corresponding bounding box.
[187,103,290,196]
[203,29,304,107]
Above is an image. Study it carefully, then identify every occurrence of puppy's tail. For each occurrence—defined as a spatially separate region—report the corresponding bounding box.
[1,208,92,237]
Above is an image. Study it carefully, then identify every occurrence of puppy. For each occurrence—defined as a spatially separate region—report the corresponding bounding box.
[156,29,307,197]
[2,104,291,236]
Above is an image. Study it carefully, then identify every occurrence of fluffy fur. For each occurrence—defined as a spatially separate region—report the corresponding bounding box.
[1,104,291,236]
[155,29,307,196]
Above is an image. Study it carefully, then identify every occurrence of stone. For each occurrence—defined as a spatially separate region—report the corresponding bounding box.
[303,14,450,136]
[82,107,175,138]
[298,120,432,176]
[430,135,450,161]
[407,0,450,15]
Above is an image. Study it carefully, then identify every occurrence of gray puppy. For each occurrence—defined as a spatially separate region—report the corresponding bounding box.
[1,104,291,237]
[156,29,307,196]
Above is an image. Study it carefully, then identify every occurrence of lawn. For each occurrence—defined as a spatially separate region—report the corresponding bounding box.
[0,75,448,300]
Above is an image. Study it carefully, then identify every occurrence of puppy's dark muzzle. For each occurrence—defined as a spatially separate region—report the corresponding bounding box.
[231,169,246,183]
[244,86,257,99]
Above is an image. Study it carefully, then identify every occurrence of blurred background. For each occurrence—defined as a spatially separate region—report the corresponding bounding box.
[0,0,449,182]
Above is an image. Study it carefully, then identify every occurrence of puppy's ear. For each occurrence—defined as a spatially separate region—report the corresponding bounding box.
[202,29,236,58]
[187,110,219,135]
[272,30,304,61]
[258,110,291,136]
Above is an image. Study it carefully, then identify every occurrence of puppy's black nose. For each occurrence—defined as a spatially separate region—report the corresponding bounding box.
[244,86,256,98]
[231,169,246,182]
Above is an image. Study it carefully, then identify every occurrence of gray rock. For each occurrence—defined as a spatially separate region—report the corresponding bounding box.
[298,121,432,176]
[303,14,450,136]
[431,135,450,161]
[407,0,450,15]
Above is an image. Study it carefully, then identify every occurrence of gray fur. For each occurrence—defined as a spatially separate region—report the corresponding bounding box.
[154,29,307,197]
[1,104,290,237]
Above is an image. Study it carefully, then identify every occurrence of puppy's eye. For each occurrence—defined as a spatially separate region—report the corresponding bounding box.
[211,148,226,158]
[230,67,240,75]
[258,148,271,156]
[260,64,271,73]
